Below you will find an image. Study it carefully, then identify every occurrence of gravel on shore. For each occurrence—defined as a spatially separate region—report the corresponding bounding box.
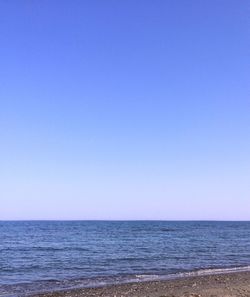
[32,271,250,297]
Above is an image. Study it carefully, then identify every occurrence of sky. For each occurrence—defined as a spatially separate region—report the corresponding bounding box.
[0,0,249,220]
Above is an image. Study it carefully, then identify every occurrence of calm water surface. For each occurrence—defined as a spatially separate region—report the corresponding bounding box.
[0,221,250,296]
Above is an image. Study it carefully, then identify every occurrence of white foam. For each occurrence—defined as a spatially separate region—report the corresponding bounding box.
[130,265,250,283]
[135,274,160,281]
[178,265,250,278]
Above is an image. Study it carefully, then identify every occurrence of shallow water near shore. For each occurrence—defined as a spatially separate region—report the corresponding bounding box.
[0,221,250,296]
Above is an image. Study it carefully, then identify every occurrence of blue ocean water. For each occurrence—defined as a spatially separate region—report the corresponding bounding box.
[0,221,250,296]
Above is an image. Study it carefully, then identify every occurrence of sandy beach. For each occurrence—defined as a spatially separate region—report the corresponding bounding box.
[32,271,250,297]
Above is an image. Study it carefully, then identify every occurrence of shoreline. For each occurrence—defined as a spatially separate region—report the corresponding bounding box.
[31,270,250,297]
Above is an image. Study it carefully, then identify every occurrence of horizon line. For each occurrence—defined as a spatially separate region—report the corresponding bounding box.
[1,219,249,222]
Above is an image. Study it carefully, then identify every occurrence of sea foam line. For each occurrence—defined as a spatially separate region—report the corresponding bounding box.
[134,265,250,282]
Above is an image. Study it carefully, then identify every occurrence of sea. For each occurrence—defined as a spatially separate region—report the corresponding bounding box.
[0,221,250,296]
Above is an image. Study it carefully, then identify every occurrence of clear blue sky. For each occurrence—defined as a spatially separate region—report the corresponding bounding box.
[0,0,249,220]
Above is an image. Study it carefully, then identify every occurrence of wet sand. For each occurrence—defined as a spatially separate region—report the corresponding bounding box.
[32,271,250,297]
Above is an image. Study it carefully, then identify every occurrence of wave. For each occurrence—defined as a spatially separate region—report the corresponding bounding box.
[134,265,250,282]
[1,265,250,297]
[0,246,90,252]
[177,265,250,277]
[159,228,178,232]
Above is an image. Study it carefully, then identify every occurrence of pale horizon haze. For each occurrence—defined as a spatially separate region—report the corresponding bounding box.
[0,0,249,220]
